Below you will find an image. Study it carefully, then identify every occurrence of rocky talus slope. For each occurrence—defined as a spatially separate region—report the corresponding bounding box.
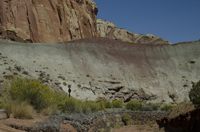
[0,0,99,43]
[97,19,171,44]
[0,38,200,104]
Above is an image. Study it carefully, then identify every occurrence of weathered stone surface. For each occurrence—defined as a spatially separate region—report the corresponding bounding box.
[0,38,200,104]
[97,19,171,44]
[0,0,99,43]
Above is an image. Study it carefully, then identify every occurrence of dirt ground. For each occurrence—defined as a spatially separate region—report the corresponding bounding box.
[0,110,164,132]
[112,123,165,132]
[0,111,76,132]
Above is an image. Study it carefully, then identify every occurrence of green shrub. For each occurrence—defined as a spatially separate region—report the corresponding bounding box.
[148,121,153,127]
[82,103,92,114]
[64,97,83,113]
[126,100,144,111]
[99,102,107,112]
[114,123,121,129]
[104,101,112,108]
[161,104,176,111]
[143,103,159,111]
[122,113,130,125]
[86,101,100,112]
[3,78,66,113]
[12,101,35,119]
[2,77,108,115]
[112,100,123,108]
[189,80,200,108]
[0,103,3,109]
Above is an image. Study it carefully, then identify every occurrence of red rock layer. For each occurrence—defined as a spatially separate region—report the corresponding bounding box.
[0,0,100,43]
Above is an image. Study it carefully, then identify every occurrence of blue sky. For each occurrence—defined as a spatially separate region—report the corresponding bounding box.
[93,0,200,44]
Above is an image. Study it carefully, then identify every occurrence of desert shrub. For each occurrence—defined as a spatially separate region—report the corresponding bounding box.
[0,103,3,109]
[3,77,66,113]
[112,100,123,108]
[122,113,130,125]
[161,104,176,111]
[99,102,107,112]
[63,99,106,114]
[126,100,144,111]
[189,80,200,108]
[86,101,100,112]
[148,121,153,127]
[133,120,141,125]
[82,103,92,114]
[151,103,160,111]
[144,103,159,111]
[104,101,112,108]
[2,97,12,118]
[114,123,121,129]
[64,97,83,113]
[143,104,152,111]
[12,101,35,119]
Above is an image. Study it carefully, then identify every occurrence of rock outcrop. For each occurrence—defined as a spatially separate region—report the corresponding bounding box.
[0,38,200,104]
[157,105,200,132]
[97,19,171,44]
[0,0,99,43]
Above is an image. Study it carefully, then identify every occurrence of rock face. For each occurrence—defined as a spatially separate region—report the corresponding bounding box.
[0,0,99,43]
[0,38,200,104]
[97,19,171,44]
[158,109,200,132]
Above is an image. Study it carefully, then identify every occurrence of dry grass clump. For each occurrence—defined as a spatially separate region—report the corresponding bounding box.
[2,97,12,118]
[12,101,35,119]
[166,102,195,120]
[41,104,58,116]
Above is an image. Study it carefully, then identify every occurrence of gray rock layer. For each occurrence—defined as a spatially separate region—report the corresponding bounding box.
[0,38,200,104]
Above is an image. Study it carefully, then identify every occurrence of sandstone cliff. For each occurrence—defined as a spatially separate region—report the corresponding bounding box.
[0,0,99,43]
[97,19,171,44]
[0,38,199,104]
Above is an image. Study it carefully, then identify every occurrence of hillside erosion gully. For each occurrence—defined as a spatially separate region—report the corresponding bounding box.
[4,110,167,132]
[0,38,200,104]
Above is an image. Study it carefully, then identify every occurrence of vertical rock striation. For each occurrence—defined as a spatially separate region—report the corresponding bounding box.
[0,0,100,43]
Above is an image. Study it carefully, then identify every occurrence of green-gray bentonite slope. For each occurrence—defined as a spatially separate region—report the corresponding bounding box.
[0,38,200,104]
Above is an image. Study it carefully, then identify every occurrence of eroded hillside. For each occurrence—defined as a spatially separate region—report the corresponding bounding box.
[0,38,200,104]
